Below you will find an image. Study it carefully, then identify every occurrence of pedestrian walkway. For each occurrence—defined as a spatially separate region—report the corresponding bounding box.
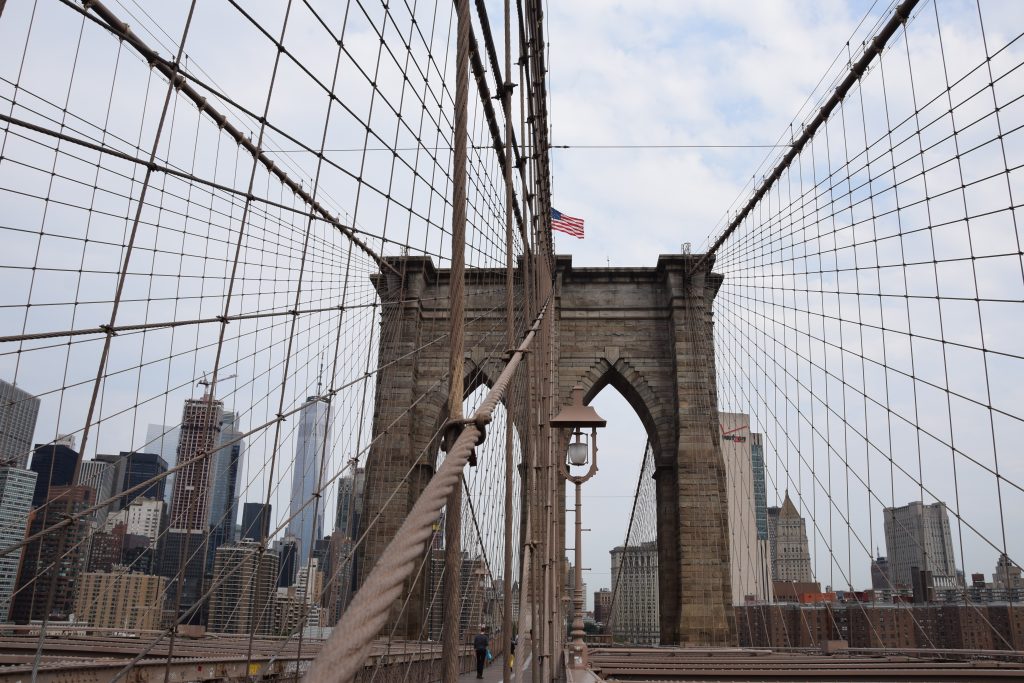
[457,656,508,683]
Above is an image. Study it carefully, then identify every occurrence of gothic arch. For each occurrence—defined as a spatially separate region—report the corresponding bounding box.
[577,356,669,463]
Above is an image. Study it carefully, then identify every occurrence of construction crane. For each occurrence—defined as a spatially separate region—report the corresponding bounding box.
[195,372,237,390]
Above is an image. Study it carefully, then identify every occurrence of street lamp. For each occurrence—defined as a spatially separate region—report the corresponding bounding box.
[550,385,605,670]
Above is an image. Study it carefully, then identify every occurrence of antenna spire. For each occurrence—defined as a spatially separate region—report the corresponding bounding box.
[317,353,324,396]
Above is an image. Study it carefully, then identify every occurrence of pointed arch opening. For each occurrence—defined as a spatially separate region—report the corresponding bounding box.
[562,359,668,645]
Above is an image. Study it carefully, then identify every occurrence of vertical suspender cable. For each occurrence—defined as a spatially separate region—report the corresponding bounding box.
[442,0,471,681]
[502,0,516,677]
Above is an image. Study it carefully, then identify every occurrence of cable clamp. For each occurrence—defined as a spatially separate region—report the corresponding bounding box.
[442,418,486,466]
[504,347,528,361]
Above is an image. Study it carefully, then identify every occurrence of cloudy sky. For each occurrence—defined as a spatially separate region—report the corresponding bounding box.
[546,0,882,266]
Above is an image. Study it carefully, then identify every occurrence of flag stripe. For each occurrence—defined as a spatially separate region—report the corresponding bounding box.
[551,207,585,239]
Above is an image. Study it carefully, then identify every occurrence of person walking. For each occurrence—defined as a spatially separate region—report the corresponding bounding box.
[473,627,489,679]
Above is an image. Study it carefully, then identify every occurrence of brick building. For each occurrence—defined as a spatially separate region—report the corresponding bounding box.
[737,603,1024,650]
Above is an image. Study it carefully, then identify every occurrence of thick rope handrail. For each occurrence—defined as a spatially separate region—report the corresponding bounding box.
[303,304,547,683]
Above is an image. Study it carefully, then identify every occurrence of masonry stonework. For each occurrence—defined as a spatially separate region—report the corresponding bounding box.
[360,254,735,646]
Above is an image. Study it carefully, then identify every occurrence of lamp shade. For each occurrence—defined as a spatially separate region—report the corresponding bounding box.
[567,441,589,466]
[550,386,606,429]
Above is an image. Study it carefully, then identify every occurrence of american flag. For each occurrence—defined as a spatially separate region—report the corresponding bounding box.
[551,207,584,238]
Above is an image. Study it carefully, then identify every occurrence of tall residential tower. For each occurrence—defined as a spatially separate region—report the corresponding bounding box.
[158,396,223,622]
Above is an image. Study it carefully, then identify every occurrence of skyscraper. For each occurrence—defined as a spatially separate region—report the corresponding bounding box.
[106,498,163,549]
[10,485,93,623]
[0,379,40,469]
[749,432,773,602]
[610,542,659,645]
[335,467,365,538]
[0,467,36,619]
[321,531,354,626]
[144,424,179,506]
[719,412,770,603]
[29,439,80,508]
[158,396,223,622]
[883,500,958,590]
[425,546,445,640]
[768,492,813,583]
[457,554,489,635]
[207,540,279,636]
[871,554,892,591]
[78,459,117,525]
[288,397,331,565]
[240,502,272,542]
[275,535,299,588]
[166,398,223,533]
[119,451,168,506]
[274,559,327,636]
[565,561,587,608]
[95,453,128,506]
[87,522,126,573]
[750,433,768,540]
[207,411,244,570]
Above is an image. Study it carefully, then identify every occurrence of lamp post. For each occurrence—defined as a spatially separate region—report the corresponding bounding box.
[550,385,605,670]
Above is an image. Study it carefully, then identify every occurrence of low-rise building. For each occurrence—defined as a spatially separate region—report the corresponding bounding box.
[74,568,166,632]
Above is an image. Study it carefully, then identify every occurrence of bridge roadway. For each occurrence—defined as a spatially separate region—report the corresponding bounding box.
[586,647,1024,681]
[0,634,475,682]
[5,636,1024,682]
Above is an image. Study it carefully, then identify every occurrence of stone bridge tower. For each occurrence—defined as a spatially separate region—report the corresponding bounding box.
[358,254,735,646]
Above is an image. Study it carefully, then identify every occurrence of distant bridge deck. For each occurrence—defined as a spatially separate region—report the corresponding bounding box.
[587,647,1024,681]
[0,635,473,682]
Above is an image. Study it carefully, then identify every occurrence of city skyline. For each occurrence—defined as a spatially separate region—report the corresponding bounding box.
[6,374,1018,602]
[12,379,1013,640]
